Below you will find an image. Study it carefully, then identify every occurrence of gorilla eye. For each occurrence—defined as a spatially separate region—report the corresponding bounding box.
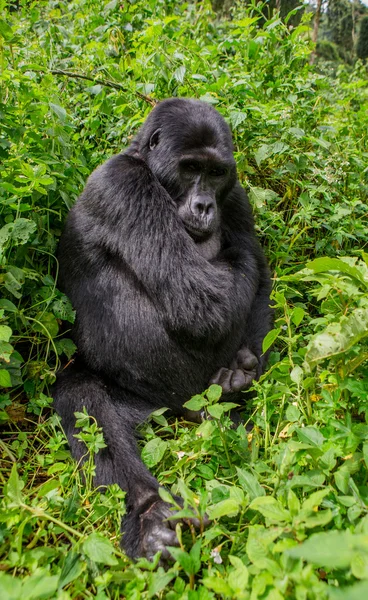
[182,161,201,173]
[209,167,227,177]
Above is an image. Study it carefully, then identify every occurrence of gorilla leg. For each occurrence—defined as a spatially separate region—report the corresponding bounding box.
[53,363,180,560]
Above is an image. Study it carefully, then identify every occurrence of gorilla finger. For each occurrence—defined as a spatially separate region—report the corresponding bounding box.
[243,372,256,390]
[209,367,228,385]
[219,369,234,394]
[230,369,247,392]
[237,347,258,371]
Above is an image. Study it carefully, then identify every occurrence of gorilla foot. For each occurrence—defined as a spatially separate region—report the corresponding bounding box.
[122,496,205,566]
[209,346,258,393]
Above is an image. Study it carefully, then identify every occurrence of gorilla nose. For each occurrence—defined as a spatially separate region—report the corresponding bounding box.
[191,196,215,218]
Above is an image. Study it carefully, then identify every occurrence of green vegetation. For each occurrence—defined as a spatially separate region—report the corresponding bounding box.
[1,0,368,598]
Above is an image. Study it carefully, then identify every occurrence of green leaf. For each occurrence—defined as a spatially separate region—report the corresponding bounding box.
[262,328,280,354]
[207,404,224,419]
[305,308,368,366]
[286,404,300,422]
[292,306,305,326]
[49,102,67,122]
[236,467,265,501]
[0,325,12,342]
[290,365,303,385]
[0,369,12,388]
[82,533,117,565]
[203,576,233,596]
[0,219,36,251]
[0,19,14,41]
[206,384,222,403]
[229,110,247,129]
[54,338,77,360]
[207,498,239,519]
[183,394,206,411]
[22,573,59,600]
[295,426,325,447]
[173,65,186,84]
[141,438,167,467]
[166,546,194,573]
[33,312,59,338]
[246,525,281,565]
[228,556,249,592]
[286,530,363,569]
[58,552,85,589]
[0,299,17,313]
[6,464,24,503]
[306,257,368,289]
[329,580,368,600]
[249,496,291,523]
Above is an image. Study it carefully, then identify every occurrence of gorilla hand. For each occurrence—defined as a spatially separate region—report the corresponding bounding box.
[209,346,258,393]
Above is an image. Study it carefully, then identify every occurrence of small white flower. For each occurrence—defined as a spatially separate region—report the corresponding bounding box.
[211,548,223,564]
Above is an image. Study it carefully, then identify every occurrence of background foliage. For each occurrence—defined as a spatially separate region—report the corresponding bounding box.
[0,0,368,598]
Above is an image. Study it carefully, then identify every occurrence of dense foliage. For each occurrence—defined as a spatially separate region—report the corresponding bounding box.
[0,0,368,598]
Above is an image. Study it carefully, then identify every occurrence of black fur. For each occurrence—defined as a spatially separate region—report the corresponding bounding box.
[53,98,272,560]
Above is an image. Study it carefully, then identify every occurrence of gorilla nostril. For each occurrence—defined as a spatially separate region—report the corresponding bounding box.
[192,198,215,217]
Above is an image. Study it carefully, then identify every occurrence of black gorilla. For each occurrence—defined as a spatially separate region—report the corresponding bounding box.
[53,98,272,561]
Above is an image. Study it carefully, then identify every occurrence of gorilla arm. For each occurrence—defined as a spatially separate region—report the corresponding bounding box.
[74,154,257,339]
[209,184,273,392]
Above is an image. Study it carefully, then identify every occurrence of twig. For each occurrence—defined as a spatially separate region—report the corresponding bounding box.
[49,69,157,106]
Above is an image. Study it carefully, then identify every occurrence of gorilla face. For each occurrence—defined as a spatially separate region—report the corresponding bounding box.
[135,98,236,242]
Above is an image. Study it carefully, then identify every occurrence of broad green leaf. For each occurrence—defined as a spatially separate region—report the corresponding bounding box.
[262,328,280,353]
[183,394,206,411]
[206,384,222,403]
[173,65,186,84]
[141,438,167,467]
[329,580,368,600]
[203,576,232,596]
[228,556,249,591]
[249,496,291,523]
[82,533,117,566]
[0,18,14,41]
[22,573,59,600]
[6,464,24,503]
[207,498,239,519]
[49,102,67,121]
[292,306,305,326]
[0,219,36,251]
[236,467,265,501]
[306,257,368,289]
[33,312,59,338]
[207,404,224,419]
[229,110,247,129]
[0,369,12,388]
[246,525,281,565]
[0,325,12,342]
[58,552,85,590]
[305,308,368,366]
[166,546,195,574]
[295,426,325,447]
[287,530,368,569]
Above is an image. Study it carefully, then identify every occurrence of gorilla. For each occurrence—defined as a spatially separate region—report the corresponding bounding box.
[53,98,272,561]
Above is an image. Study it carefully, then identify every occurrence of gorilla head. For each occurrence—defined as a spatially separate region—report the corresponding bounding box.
[132,99,237,245]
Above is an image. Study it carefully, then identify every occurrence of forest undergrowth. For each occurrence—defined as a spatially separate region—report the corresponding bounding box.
[0,1,368,598]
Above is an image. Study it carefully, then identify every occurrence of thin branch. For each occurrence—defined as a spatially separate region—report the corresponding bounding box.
[49,69,157,106]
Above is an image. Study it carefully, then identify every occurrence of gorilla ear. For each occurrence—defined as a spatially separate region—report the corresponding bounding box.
[149,128,161,150]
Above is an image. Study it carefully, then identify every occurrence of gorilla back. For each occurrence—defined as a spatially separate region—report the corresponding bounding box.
[53,98,272,561]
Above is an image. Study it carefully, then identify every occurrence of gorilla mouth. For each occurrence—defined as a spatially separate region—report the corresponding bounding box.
[184,222,212,240]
